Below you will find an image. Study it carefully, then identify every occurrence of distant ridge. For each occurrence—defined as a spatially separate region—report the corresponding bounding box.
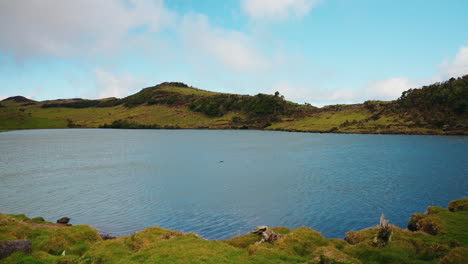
[0,76,467,134]
[1,96,35,103]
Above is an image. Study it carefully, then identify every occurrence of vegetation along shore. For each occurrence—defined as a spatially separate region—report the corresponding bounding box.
[1,75,467,135]
[0,198,467,263]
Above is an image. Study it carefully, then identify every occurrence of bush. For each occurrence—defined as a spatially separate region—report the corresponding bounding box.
[99,120,162,129]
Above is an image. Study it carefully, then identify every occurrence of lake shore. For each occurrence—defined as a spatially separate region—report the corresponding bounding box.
[1,198,467,264]
[1,126,467,136]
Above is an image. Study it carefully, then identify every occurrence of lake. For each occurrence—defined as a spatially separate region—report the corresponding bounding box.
[0,129,467,239]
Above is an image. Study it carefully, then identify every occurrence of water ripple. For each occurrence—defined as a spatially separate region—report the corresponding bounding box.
[1,129,467,239]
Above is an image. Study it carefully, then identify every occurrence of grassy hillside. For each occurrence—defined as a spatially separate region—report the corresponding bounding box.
[1,77,467,134]
[1,198,467,263]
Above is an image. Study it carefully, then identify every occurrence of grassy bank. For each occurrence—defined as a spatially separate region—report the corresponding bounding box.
[1,199,467,263]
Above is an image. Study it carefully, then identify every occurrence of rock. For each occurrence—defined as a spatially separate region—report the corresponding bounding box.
[373,214,392,247]
[0,240,31,259]
[344,230,367,245]
[56,217,70,224]
[251,226,281,244]
[100,234,117,240]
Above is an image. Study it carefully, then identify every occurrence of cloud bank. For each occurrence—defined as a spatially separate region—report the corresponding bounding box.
[0,0,175,58]
[241,0,320,21]
[95,69,147,99]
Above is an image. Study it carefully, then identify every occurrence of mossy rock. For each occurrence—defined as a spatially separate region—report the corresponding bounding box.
[438,246,468,264]
[427,206,445,215]
[419,215,444,235]
[274,227,329,256]
[408,213,427,231]
[344,228,376,245]
[448,198,468,212]
[407,213,444,235]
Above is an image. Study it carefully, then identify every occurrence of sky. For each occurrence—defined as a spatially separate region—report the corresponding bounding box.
[0,0,467,106]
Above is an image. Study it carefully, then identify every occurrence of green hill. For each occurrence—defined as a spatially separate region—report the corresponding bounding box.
[1,77,467,134]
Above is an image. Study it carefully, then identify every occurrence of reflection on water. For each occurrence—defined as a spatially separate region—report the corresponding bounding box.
[0,129,467,239]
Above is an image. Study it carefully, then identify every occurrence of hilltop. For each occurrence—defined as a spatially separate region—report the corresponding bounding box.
[0,198,467,263]
[1,77,467,134]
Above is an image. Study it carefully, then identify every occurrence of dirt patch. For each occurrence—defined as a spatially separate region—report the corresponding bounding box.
[25,222,68,229]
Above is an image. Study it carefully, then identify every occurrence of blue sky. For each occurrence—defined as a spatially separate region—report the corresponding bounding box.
[0,0,467,106]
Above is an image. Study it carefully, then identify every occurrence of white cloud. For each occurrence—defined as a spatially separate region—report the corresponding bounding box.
[328,88,356,102]
[26,88,41,100]
[241,0,319,21]
[0,95,8,101]
[180,14,269,72]
[0,0,175,58]
[95,69,146,99]
[365,77,414,101]
[271,77,414,106]
[363,46,468,103]
[271,82,314,102]
[439,46,468,79]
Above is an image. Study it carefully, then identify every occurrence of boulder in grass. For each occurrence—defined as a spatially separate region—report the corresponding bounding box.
[56,217,70,224]
[100,234,117,240]
[251,226,281,244]
[0,240,31,259]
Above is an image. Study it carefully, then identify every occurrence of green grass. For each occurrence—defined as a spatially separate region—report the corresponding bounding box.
[267,107,372,132]
[0,103,243,131]
[1,199,466,263]
[157,86,219,97]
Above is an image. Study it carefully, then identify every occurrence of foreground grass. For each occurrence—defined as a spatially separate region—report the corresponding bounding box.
[1,199,467,264]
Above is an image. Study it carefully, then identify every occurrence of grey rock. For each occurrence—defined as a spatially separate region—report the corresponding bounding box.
[0,240,31,259]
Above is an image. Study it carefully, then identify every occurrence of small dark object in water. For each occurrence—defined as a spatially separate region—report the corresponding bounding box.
[56,217,70,224]
[0,240,31,259]
[219,161,224,163]
[100,234,116,240]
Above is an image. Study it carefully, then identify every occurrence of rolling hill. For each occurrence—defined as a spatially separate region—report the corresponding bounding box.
[1,76,467,134]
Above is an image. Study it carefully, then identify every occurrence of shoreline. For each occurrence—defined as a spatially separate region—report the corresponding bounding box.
[1,127,467,136]
[1,198,467,263]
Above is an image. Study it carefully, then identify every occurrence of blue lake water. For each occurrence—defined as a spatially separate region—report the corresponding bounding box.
[0,129,467,239]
